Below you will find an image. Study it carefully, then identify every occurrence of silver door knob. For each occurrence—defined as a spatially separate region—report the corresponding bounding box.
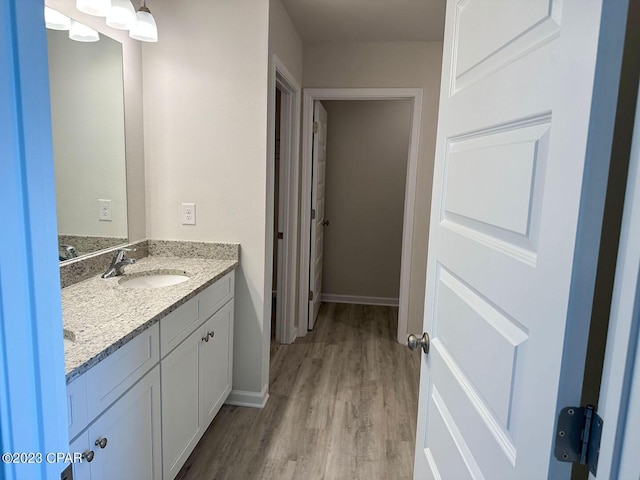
[81,450,94,462]
[407,332,430,355]
[95,437,107,449]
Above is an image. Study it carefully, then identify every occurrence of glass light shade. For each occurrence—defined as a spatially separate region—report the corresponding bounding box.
[76,0,111,17]
[69,20,100,42]
[45,7,71,30]
[129,9,158,42]
[106,0,136,30]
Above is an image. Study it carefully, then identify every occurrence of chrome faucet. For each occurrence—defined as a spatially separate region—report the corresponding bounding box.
[101,248,136,279]
[60,244,78,260]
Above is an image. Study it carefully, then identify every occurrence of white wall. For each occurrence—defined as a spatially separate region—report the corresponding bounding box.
[269,0,303,83]
[141,0,270,397]
[304,41,443,335]
[322,100,411,300]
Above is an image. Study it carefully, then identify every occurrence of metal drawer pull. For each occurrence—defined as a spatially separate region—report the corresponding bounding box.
[82,450,95,462]
[95,437,108,449]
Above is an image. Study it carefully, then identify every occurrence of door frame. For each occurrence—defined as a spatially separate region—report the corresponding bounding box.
[594,78,640,479]
[266,54,301,345]
[1,1,69,478]
[299,88,423,341]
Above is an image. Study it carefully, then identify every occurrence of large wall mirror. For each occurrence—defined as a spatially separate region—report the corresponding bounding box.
[47,26,128,262]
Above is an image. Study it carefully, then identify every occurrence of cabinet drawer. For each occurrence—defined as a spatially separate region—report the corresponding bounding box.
[160,271,234,358]
[67,374,88,441]
[199,271,234,321]
[86,323,159,421]
[160,297,199,358]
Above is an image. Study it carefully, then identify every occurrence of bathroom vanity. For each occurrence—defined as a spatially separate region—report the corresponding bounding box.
[62,255,237,480]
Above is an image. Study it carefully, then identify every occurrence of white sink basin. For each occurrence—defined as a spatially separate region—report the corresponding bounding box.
[118,270,190,289]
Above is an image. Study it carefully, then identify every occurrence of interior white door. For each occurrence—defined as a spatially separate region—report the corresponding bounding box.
[413,1,626,479]
[308,101,327,330]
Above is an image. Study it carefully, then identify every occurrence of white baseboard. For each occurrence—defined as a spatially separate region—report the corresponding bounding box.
[320,294,399,307]
[225,385,269,409]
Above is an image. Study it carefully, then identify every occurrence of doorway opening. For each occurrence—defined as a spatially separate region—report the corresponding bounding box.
[307,99,414,331]
[265,55,301,354]
[299,89,424,342]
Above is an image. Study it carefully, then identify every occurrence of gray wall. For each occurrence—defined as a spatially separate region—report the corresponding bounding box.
[304,41,443,336]
[322,100,411,301]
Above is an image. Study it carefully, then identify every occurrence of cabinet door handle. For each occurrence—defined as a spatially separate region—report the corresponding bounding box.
[202,331,215,342]
[82,450,95,462]
[95,437,108,449]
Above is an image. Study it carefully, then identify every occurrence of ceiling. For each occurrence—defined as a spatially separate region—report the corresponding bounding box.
[280,0,446,43]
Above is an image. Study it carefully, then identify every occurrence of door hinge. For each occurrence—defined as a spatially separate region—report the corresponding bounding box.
[311,209,316,220]
[554,405,603,476]
[308,290,313,301]
[313,122,319,134]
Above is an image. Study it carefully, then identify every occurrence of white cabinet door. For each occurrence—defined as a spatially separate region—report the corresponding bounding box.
[69,433,91,480]
[161,326,203,480]
[88,366,161,480]
[201,301,234,425]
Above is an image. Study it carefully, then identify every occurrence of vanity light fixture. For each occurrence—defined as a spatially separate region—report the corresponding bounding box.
[44,7,71,30]
[76,0,111,17]
[69,20,100,42]
[129,0,158,42]
[105,0,136,30]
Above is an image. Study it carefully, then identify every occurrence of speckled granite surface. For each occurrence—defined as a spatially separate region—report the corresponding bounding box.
[62,256,237,383]
[148,240,240,260]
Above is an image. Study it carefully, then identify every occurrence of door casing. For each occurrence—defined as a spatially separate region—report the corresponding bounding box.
[299,88,423,342]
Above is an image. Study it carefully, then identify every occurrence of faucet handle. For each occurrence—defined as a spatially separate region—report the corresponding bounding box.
[111,247,136,264]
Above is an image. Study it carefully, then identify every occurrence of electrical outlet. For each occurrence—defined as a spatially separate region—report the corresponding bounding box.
[182,203,196,225]
[99,199,112,221]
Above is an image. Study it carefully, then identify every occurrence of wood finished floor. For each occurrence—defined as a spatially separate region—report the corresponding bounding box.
[176,303,421,480]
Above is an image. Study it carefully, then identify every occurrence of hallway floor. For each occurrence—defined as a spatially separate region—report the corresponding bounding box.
[175,303,420,480]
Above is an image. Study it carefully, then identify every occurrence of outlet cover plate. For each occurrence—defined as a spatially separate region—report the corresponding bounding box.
[99,199,112,221]
[182,203,196,225]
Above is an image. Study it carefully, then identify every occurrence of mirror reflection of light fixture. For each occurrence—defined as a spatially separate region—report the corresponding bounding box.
[76,0,112,17]
[69,20,100,42]
[129,1,157,42]
[105,0,136,30]
[45,7,71,30]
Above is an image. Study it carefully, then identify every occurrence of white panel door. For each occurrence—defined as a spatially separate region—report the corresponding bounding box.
[309,101,328,330]
[414,0,626,479]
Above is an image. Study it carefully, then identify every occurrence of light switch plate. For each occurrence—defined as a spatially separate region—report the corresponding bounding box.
[182,203,196,225]
[99,199,112,221]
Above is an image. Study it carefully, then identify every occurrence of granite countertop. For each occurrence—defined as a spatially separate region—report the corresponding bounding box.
[62,256,238,383]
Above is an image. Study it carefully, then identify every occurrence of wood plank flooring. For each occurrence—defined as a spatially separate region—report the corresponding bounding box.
[175,303,421,480]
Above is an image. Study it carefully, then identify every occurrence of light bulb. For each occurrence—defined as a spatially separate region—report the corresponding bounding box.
[45,7,71,30]
[106,0,136,30]
[76,0,111,17]
[129,7,158,42]
[69,20,100,42]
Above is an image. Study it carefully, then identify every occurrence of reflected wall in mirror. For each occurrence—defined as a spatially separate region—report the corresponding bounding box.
[47,28,128,262]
